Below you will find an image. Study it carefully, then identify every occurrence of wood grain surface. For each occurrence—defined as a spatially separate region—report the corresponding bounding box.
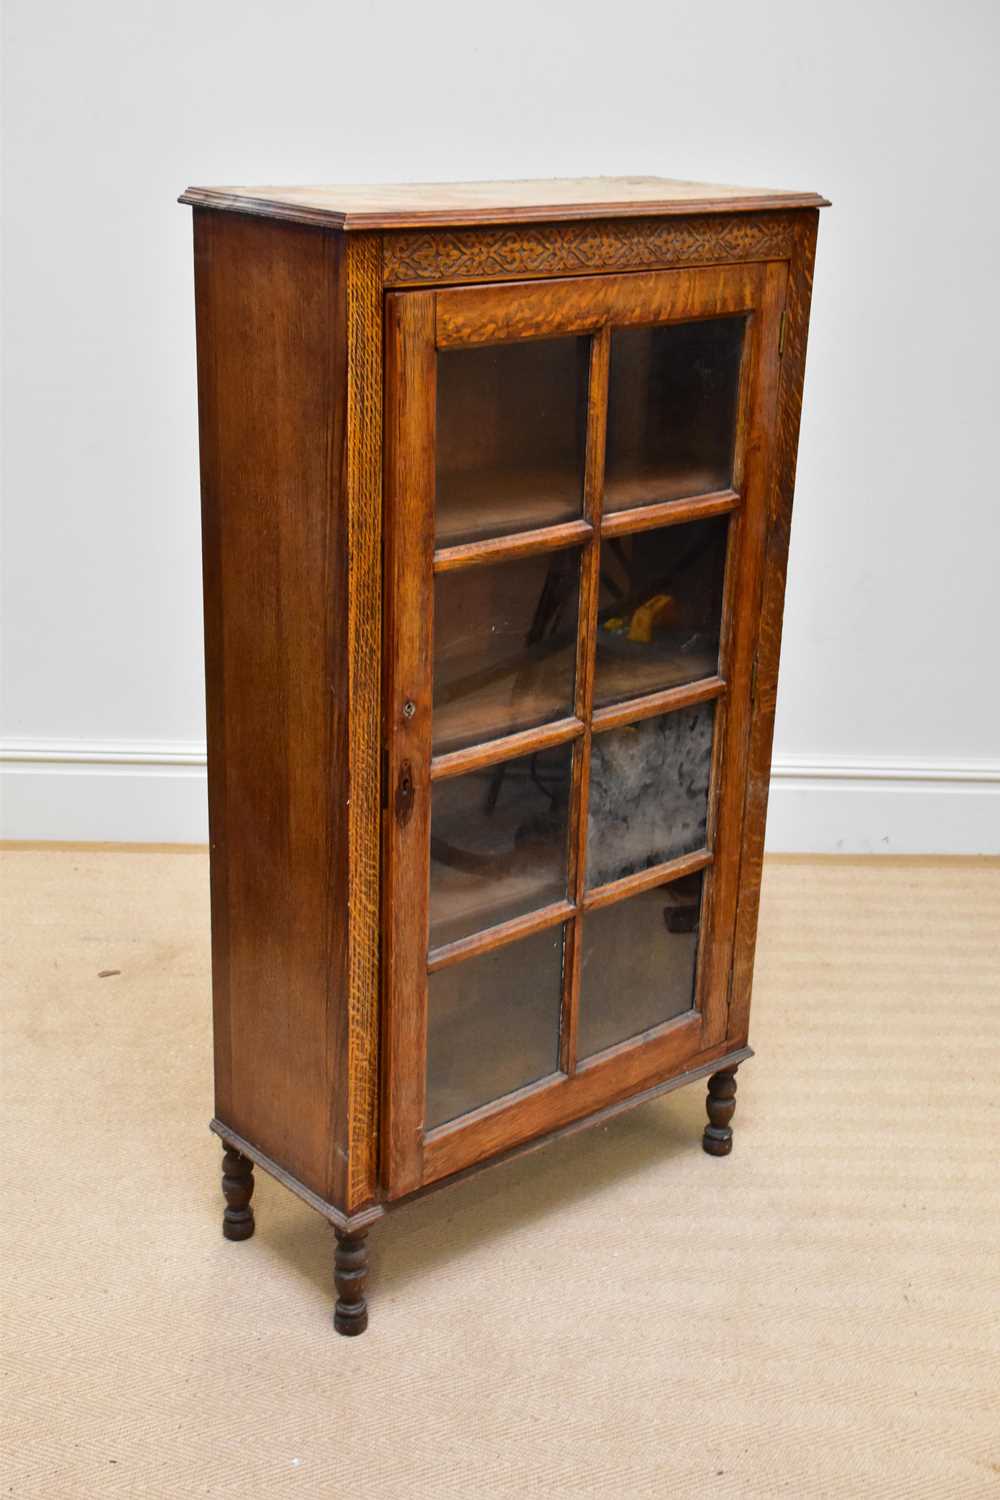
[342,234,383,1212]
[379,256,790,1195]
[727,212,821,1045]
[193,210,349,1202]
[186,192,825,1244]
[180,176,829,231]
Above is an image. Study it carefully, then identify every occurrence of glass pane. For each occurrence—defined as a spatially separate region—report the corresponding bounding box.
[433,549,580,755]
[429,744,573,950]
[594,517,728,708]
[436,337,589,547]
[586,702,714,889]
[425,926,564,1129]
[578,873,703,1059]
[605,318,745,513]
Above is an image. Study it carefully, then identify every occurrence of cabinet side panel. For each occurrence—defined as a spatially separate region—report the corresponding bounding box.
[193,209,349,1197]
[728,211,820,1042]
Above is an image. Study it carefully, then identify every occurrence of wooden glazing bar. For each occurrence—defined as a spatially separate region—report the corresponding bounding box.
[583,848,713,913]
[430,715,583,782]
[426,900,575,974]
[433,519,592,573]
[561,324,611,1076]
[600,488,740,539]
[591,675,726,735]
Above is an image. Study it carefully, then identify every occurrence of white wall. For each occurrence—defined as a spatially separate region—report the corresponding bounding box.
[2,0,998,850]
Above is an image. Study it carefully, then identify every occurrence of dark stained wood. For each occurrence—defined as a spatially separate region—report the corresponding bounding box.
[221,1143,255,1241]
[333,1230,369,1336]
[702,1066,739,1155]
[194,209,350,1204]
[180,177,830,232]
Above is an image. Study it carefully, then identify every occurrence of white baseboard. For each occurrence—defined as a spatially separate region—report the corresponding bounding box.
[2,739,998,853]
[0,741,210,844]
[765,756,1000,854]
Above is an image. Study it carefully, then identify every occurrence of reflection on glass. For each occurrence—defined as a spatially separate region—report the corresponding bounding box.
[433,549,580,754]
[586,703,714,889]
[436,337,589,546]
[429,744,573,950]
[605,318,745,512]
[425,926,564,1129]
[578,874,703,1059]
[594,517,728,708]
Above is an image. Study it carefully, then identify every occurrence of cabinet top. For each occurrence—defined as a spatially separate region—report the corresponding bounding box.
[179,174,829,231]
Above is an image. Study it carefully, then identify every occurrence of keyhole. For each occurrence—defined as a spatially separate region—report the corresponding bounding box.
[395,759,415,826]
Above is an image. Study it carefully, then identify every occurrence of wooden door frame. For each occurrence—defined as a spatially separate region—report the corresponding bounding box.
[382,261,788,1198]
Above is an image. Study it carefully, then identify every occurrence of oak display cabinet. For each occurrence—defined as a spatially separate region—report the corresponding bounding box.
[181,176,828,1335]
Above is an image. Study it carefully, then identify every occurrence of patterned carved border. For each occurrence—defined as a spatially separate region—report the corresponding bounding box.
[344,233,383,1211]
[383,212,797,286]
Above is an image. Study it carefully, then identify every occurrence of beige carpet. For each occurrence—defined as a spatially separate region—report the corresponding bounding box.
[2,850,998,1498]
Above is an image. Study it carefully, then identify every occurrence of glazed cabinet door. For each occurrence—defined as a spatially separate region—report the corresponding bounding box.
[383,262,787,1196]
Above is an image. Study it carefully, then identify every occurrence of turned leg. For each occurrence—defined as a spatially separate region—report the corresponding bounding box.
[702,1067,739,1156]
[221,1143,255,1240]
[333,1229,369,1336]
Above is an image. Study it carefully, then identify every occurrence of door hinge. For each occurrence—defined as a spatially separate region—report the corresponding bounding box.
[778,309,788,358]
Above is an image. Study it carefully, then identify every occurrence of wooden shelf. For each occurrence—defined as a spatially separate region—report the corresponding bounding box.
[428,740,573,948]
[434,635,718,750]
[436,467,583,548]
[604,462,728,514]
[593,633,718,708]
[433,641,577,755]
[429,859,567,952]
[435,462,733,547]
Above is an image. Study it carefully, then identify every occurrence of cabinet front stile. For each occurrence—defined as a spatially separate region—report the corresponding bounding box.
[382,290,437,1197]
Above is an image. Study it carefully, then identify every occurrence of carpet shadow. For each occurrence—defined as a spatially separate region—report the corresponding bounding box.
[261,1086,706,1302]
